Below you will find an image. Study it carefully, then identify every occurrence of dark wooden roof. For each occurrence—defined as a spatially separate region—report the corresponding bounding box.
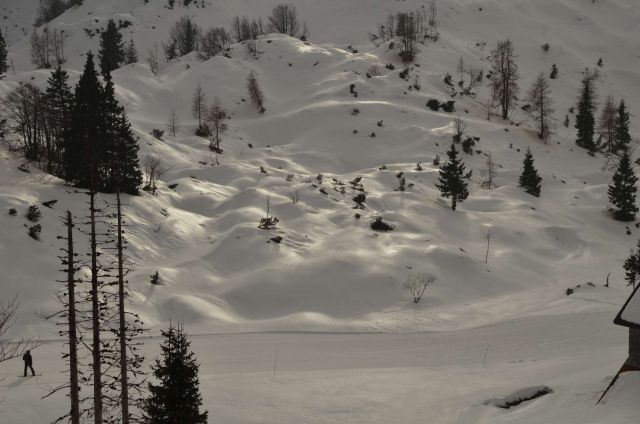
[614,282,640,329]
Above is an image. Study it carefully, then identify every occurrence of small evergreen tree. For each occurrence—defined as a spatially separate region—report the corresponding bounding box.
[624,239,640,288]
[518,148,542,197]
[615,99,632,152]
[0,29,7,76]
[99,19,125,77]
[144,323,208,424]
[608,149,638,221]
[436,143,470,210]
[575,71,596,151]
[125,37,138,65]
[549,63,558,80]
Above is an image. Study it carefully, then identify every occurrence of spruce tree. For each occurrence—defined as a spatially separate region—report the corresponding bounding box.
[608,149,638,221]
[144,323,208,424]
[0,29,7,76]
[65,52,105,188]
[615,99,631,152]
[125,37,138,64]
[518,148,542,197]
[575,71,596,151]
[101,78,142,194]
[99,19,125,77]
[436,143,470,210]
[45,66,74,176]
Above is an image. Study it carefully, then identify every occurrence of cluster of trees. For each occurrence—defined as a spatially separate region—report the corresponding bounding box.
[436,141,542,210]
[30,26,66,68]
[163,4,308,62]
[49,189,205,423]
[575,71,632,154]
[374,3,439,62]
[190,83,229,151]
[1,52,142,194]
[29,17,136,73]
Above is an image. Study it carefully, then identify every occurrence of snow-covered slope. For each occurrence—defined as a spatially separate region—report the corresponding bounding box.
[3,0,640,336]
[0,0,39,45]
[2,0,640,422]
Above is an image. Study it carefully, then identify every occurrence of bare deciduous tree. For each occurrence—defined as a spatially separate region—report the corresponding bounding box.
[192,83,208,134]
[526,72,554,142]
[167,109,180,136]
[404,273,436,303]
[0,296,40,363]
[599,95,616,153]
[490,39,519,120]
[31,27,51,68]
[453,116,467,143]
[268,4,302,38]
[146,44,160,75]
[206,99,227,153]
[142,155,169,195]
[199,27,231,59]
[481,153,497,189]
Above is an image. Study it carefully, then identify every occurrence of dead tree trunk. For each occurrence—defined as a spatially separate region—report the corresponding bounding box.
[116,190,130,424]
[89,190,103,424]
[65,211,81,424]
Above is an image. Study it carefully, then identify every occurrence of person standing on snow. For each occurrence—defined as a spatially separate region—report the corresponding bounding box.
[23,350,35,377]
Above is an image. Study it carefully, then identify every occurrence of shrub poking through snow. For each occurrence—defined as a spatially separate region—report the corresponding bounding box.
[150,271,161,285]
[25,205,42,222]
[370,217,393,232]
[404,272,436,303]
[151,129,164,140]
[8,208,17,216]
[258,195,279,230]
[352,193,366,209]
[485,386,553,409]
[28,224,42,241]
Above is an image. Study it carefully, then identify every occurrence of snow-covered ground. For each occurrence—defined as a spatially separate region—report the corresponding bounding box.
[0,312,635,424]
[1,0,640,421]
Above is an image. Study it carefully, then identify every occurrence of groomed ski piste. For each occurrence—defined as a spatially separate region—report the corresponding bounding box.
[1,0,639,422]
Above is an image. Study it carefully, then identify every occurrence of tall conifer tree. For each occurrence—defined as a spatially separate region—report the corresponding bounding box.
[575,71,596,151]
[65,52,104,187]
[45,66,74,175]
[615,99,632,152]
[99,19,125,77]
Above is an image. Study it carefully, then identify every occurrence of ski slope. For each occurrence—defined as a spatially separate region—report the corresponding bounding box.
[1,0,640,421]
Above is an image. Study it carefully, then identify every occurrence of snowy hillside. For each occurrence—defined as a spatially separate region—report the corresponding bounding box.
[1,0,640,422]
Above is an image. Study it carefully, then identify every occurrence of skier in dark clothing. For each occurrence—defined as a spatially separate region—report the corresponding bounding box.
[23,350,35,377]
